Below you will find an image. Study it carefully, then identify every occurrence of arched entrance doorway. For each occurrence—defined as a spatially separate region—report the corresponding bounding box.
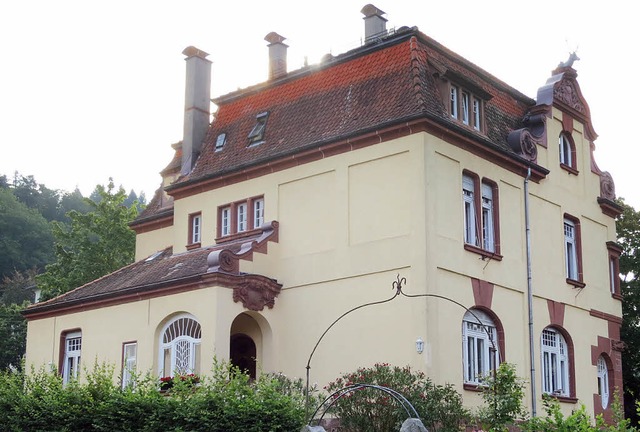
[230,313,262,380]
[230,334,256,379]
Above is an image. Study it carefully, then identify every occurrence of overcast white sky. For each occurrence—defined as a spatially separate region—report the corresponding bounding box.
[1,1,637,208]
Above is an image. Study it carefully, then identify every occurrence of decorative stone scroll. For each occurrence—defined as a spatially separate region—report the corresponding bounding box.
[507,128,538,162]
[553,79,586,115]
[599,171,616,201]
[232,278,281,311]
[612,339,626,352]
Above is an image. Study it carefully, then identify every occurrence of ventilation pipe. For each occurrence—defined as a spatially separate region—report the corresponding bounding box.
[181,46,211,176]
[525,166,537,417]
[265,32,288,80]
[361,4,387,43]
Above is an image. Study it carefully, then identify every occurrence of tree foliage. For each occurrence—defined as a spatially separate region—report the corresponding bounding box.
[37,180,138,300]
[0,188,54,279]
[617,198,640,423]
[323,362,469,431]
[475,362,527,431]
[0,303,27,370]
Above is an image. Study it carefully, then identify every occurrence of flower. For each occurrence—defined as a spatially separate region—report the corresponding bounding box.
[159,373,200,391]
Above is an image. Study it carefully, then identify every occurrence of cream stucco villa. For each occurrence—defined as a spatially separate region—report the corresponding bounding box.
[24,4,623,421]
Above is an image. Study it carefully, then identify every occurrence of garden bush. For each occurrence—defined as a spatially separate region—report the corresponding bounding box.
[322,362,469,431]
[0,361,306,432]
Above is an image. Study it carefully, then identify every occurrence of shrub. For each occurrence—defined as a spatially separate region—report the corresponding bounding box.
[475,362,528,431]
[0,360,307,432]
[323,362,469,431]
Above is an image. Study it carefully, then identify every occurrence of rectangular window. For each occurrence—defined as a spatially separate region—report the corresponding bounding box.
[461,92,470,125]
[450,86,458,119]
[63,331,82,384]
[221,207,231,236]
[248,112,269,145]
[481,183,494,252]
[253,199,264,229]
[607,241,622,297]
[472,98,481,130]
[462,173,500,257]
[218,196,265,239]
[189,213,201,245]
[563,217,581,281]
[463,175,477,246]
[237,203,247,232]
[447,82,485,131]
[122,342,137,389]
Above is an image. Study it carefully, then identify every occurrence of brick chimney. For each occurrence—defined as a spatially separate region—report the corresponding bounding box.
[361,4,387,43]
[181,46,211,176]
[265,32,288,79]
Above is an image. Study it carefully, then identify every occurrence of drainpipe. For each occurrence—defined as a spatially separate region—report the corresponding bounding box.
[525,166,537,417]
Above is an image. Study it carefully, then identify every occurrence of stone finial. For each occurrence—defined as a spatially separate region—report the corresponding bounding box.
[557,51,580,69]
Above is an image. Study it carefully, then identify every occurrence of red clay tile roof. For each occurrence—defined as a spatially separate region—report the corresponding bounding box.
[170,28,534,192]
[25,222,280,317]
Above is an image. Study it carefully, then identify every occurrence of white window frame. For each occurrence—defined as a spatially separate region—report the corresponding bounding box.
[122,342,137,389]
[462,309,498,385]
[597,356,610,409]
[481,183,495,252]
[541,328,570,396]
[191,214,201,244]
[472,97,481,131]
[221,207,231,236]
[253,198,264,229]
[63,331,82,384]
[559,134,572,166]
[564,219,578,280]
[463,175,477,246]
[159,315,202,377]
[450,86,458,119]
[461,91,470,125]
[237,203,247,232]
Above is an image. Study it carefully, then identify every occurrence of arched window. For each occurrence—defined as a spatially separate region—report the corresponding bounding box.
[541,327,570,396]
[559,133,576,170]
[159,315,201,377]
[597,355,610,409]
[462,309,499,385]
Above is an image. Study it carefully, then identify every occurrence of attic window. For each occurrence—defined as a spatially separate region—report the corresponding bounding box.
[248,112,269,146]
[215,133,226,151]
[449,83,484,132]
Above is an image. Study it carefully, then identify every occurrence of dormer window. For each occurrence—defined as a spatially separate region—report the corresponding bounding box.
[448,83,484,132]
[248,112,269,146]
[215,133,226,151]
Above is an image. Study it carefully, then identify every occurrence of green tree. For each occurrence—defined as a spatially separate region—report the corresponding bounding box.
[0,270,37,305]
[37,180,138,300]
[0,188,54,280]
[0,302,27,369]
[475,363,527,431]
[617,198,640,423]
[58,188,91,220]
